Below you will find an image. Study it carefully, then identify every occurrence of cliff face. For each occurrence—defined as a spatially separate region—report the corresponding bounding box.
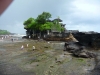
[73,32,100,48]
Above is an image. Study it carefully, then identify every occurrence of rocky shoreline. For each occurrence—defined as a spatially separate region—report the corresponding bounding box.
[0,37,99,75]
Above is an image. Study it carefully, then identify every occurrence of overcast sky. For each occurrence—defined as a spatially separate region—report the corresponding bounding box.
[0,0,100,34]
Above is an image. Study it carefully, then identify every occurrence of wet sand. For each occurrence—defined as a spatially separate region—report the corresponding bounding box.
[0,37,35,75]
[0,37,96,75]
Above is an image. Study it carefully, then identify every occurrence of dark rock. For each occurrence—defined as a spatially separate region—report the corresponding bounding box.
[86,52,96,58]
[73,32,100,48]
[64,41,96,58]
[78,52,89,58]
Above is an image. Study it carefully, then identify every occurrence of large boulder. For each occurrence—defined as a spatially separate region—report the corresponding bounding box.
[78,52,89,58]
[65,42,96,58]
[73,49,96,58]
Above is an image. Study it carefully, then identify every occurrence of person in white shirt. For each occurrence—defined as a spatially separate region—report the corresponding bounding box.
[21,45,24,50]
[27,44,29,47]
[33,46,35,51]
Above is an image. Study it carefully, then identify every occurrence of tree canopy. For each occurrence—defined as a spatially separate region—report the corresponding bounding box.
[23,12,65,32]
[36,12,51,24]
[24,17,36,29]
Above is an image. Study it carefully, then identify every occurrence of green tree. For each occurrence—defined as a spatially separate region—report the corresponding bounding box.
[52,17,64,32]
[35,12,52,32]
[23,12,65,38]
[36,12,51,24]
[24,17,36,29]
[40,22,53,31]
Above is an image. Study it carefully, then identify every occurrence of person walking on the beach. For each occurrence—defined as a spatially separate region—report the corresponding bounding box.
[29,36,31,39]
[27,44,29,47]
[2,37,3,40]
[38,36,40,41]
[33,46,35,51]
[21,45,24,50]
[11,38,14,42]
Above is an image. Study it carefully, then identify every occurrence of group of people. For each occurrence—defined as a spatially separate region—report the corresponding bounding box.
[1,35,9,40]
[0,35,11,41]
[0,35,19,43]
[21,43,35,51]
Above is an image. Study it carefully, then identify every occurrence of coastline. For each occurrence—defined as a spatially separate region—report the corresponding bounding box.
[0,37,98,75]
